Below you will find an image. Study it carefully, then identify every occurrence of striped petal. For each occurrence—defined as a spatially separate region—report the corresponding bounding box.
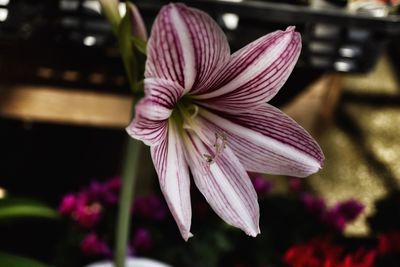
[198,105,324,177]
[126,78,183,146]
[145,3,230,93]
[194,27,301,114]
[182,130,260,236]
[151,121,192,240]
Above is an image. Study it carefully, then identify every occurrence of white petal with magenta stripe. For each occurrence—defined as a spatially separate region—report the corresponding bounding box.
[195,27,301,113]
[145,3,230,93]
[182,131,260,236]
[198,105,324,177]
[151,121,192,240]
[126,78,183,146]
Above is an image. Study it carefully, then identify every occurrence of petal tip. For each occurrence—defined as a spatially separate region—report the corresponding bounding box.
[286,25,296,32]
[182,231,194,242]
[246,227,261,237]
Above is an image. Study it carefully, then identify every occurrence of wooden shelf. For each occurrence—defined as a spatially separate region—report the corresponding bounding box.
[0,85,132,128]
[0,75,341,130]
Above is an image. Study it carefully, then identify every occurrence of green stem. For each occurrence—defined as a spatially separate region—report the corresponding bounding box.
[114,4,145,265]
[115,137,142,267]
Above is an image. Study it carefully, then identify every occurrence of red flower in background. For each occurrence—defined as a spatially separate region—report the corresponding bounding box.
[378,231,400,255]
[283,238,376,267]
[338,249,376,267]
[283,238,342,267]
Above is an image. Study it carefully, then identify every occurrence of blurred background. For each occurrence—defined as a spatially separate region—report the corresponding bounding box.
[0,0,399,266]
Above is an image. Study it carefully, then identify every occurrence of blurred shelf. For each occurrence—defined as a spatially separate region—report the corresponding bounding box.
[0,73,342,131]
[0,85,132,128]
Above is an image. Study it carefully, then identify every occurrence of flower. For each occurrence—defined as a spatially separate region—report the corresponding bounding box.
[301,194,364,232]
[127,3,324,240]
[80,233,110,257]
[133,194,168,221]
[333,199,364,222]
[132,228,153,252]
[322,199,364,231]
[74,199,103,229]
[249,173,273,195]
[338,249,376,267]
[378,231,400,255]
[283,238,376,267]
[87,178,121,205]
[59,194,77,216]
[283,238,342,267]
[300,193,326,217]
[288,177,302,192]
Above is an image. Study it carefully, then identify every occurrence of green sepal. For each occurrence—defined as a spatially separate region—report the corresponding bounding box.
[131,36,147,55]
[98,0,121,35]
[118,5,138,93]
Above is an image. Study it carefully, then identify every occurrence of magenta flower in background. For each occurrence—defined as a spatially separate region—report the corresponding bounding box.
[300,193,327,217]
[249,173,273,195]
[59,194,77,216]
[105,176,122,192]
[322,199,365,231]
[288,177,302,192]
[301,194,364,231]
[74,200,103,229]
[334,199,365,222]
[133,195,168,221]
[87,177,121,205]
[132,228,153,252]
[81,233,111,257]
[127,3,324,240]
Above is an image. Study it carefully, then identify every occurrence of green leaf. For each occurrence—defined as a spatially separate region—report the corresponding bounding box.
[0,252,51,267]
[0,199,59,220]
[131,36,147,55]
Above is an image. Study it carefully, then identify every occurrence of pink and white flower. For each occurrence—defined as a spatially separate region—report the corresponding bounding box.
[127,3,324,240]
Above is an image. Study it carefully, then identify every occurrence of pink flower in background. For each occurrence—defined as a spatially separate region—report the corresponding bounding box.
[127,3,324,240]
[74,200,103,229]
[81,233,111,257]
[59,194,77,216]
[58,177,122,228]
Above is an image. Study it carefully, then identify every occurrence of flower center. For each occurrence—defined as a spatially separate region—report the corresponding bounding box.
[174,100,199,131]
[173,101,228,165]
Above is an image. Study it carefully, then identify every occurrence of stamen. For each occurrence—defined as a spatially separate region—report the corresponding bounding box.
[203,154,214,163]
[203,132,228,165]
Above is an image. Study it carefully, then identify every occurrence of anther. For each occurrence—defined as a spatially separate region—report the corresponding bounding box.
[202,132,228,165]
[203,154,214,163]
